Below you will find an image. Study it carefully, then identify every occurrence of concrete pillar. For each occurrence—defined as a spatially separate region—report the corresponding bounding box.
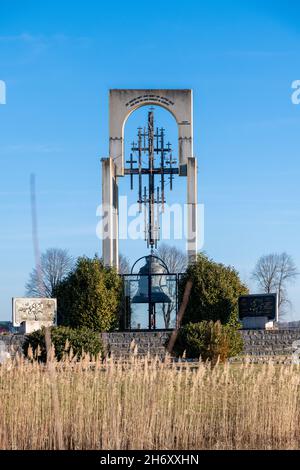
[109,137,123,177]
[187,157,197,264]
[102,158,119,270]
[112,175,119,269]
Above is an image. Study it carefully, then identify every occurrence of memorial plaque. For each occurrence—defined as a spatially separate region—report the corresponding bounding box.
[12,298,57,327]
[238,293,278,321]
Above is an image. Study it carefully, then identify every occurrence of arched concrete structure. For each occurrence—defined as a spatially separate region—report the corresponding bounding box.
[102,89,197,271]
[109,89,193,176]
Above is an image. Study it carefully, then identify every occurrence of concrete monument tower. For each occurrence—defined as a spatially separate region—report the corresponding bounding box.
[102,89,197,271]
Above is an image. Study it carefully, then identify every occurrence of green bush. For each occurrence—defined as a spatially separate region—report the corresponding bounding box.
[173,320,243,363]
[54,256,122,331]
[180,253,248,325]
[23,326,103,362]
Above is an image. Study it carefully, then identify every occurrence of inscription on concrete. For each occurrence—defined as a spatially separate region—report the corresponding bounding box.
[12,298,57,327]
[125,94,175,108]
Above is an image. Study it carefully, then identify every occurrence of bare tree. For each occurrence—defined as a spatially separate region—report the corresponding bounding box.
[154,244,187,328]
[252,253,298,317]
[154,243,187,273]
[119,253,130,274]
[26,248,74,297]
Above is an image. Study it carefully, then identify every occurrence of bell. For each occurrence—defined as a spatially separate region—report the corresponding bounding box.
[131,256,172,304]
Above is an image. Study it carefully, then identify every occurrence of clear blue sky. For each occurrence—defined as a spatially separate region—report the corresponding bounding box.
[0,0,300,321]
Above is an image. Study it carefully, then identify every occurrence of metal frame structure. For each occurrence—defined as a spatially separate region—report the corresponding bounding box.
[125,109,178,251]
[122,272,179,331]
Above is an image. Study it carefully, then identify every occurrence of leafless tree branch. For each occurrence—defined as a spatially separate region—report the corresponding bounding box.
[252,253,298,319]
[25,248,74,298]
[119,253,130,274]
[154,243,187,274]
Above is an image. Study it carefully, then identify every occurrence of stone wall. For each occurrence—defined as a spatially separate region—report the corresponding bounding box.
[0,334,25,357]
[240,329,300,357]
[1,329,300,360]
[102,330,300,359]
[0,332,171,359]
[101,331,170,358]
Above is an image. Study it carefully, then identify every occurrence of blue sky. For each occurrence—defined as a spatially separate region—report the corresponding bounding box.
[0,0,300,321]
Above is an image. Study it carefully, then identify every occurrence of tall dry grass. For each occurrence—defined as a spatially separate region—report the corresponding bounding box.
[1,354,300,450]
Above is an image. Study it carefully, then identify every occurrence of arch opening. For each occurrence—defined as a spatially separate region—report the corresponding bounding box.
[118,104,183,266]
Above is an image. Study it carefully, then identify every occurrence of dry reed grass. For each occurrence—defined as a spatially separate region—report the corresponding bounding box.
[1,354,300,450]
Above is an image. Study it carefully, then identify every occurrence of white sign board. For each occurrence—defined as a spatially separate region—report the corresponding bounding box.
[12,298,57,327]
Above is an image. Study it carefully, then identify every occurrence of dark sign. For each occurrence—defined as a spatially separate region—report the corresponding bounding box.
[238,294,277,320]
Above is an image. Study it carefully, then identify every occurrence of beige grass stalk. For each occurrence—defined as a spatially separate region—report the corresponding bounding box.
[44,327,64,450]
[1,355,300,449]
